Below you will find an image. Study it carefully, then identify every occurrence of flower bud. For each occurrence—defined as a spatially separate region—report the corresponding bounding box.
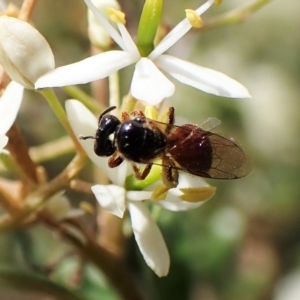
[0,16,54,89]
[87,0,121,50]
[44,192,71,221]
[0,81,23,152]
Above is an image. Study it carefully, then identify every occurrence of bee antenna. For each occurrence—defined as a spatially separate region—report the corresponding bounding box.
[98,106,117,122]
[79,135,95,140]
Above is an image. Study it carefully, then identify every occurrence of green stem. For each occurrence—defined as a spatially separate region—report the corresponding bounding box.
[0,153,27,182]
[108,72,120,108]
[29,136,74,163]
[39,88,84,154]
[204,0,271,29]
[62,85,102,114]
[0,137,75,174]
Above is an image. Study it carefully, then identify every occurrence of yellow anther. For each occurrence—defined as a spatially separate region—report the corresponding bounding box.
[185,9,203,28]
[158,106,172,123]
[0,3,19,17]
[179,186,216,202]
[151,185,169,201]
[79,201,95,215]
[144,105,158,120]
[107,7,126,24]
[214,0,222,6]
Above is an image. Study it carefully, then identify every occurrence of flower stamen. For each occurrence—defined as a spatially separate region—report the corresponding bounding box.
[179,187,216,202]
[185,9,203,28]
[144,105,158,120]
[151,185,169,201]
[107,7,126,24]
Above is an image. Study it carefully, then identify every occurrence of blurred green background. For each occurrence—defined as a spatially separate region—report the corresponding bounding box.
[1,0,300,299]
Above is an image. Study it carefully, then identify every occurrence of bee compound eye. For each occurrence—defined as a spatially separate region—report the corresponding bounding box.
[94,115,120,156]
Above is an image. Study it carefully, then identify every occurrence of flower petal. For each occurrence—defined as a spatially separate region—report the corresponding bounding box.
[0,81,23,134]
[0,135,8,151]
[117,23,140,59]
[84,0,125,50]
[87,0,121,49]
[128,202,170,277]
[156,173,214,211]
[36,51,135,89]
[156,55,251,98]
[0,16,54,89]
[126,190,152,201]
[149,0,214,60]
[92,184,126,218]
[131,57,175,105]
[65,100,128,186]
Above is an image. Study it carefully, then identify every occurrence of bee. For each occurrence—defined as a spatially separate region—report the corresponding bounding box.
[80,106,251,188]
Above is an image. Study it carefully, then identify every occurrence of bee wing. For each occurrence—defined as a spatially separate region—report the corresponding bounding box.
[205,132,252,179]
[148,115,221,135]
[147,119,252,180]
[200,117,221,132]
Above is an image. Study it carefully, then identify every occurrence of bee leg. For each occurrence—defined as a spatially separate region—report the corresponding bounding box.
[161,155,178,188]
[158,107,175,134]
[108,152,124,168]
[132,163,152,180]
[151,155,178,201]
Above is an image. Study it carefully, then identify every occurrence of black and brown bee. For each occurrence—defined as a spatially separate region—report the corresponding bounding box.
[80,106,251,188]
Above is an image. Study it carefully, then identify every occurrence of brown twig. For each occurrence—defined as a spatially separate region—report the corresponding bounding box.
[70,179,93,194]
[18,0,37,22]
[0,179,25,214]
[43,217,146,300]
[6,124,38,185]
[0,153,86,232]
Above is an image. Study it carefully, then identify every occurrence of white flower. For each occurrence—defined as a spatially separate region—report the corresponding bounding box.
[36,0,250,105]
[0,16,54,89]
[0,81,23,151]
[65,100,216,277]
[88,0,121,49]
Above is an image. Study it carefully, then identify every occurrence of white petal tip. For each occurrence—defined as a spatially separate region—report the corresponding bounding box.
[226,85,251,99]
[156,55,251,100]
[91,185,126,218]
[128,202,170,277]
[154,266,170,277]
[131,58,175,105]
